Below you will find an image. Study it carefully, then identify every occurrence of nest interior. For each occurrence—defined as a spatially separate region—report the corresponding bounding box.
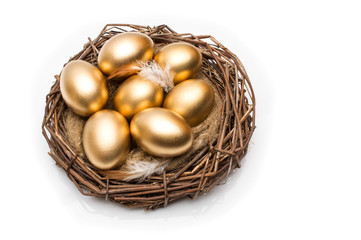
[42,24,256,210]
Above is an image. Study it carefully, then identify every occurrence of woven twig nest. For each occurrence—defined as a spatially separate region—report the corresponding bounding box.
[42,24,256,210]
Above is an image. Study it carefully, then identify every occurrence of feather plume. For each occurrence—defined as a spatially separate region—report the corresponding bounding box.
[108,65,141,80]
[107,61,174,92]
[99,159,169,182]
[122,159,169,182]
[138,61,175,92]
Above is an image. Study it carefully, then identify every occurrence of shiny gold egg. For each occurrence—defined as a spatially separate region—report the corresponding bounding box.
[130,108,193,157]
[98,32,155,76]
[113,75,164,120]
[154,42,202,84]
[60,60,108,117]
[83,110,130,170]
[163,79,214,126]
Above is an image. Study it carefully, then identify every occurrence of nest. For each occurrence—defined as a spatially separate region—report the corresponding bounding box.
[42,24,256,210]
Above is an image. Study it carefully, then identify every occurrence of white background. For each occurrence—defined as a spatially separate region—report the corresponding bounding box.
[1,0,360,239]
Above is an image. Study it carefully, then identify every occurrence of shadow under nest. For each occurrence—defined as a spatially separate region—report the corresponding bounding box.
[42,24,256,210]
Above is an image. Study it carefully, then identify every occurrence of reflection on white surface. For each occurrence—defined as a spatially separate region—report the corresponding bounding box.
[75,168,237,219]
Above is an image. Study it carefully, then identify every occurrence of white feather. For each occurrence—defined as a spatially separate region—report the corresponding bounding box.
[123,160,169,182]
[138,61,175,92]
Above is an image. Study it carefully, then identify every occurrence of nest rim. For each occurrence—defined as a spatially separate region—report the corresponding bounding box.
[42,24,256,210]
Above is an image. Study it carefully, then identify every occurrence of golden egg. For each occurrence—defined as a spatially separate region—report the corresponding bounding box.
[130,108,193,157]
[154,42,202,84]
[163,79,214,126]
[60,60,108,117]
[98,32,155,76]
[113,75,164,120]
[83,110,130,170]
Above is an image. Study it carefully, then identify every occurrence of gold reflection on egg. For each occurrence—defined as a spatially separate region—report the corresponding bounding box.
[154,42,202,84]
[98,32,155,76]
[163,79,214,126]
[130,108,193,157]
[113,75,164,120]
[60,60,108,117]
[83,110,130,170]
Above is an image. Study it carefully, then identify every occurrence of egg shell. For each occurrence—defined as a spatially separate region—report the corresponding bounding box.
[113,75,164,120]
[97,32,154,76]
[83,110,130,170]
[130,108,193,157]
[154,42,202,84]
[60,60,109,117]
[163,79,214,126]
